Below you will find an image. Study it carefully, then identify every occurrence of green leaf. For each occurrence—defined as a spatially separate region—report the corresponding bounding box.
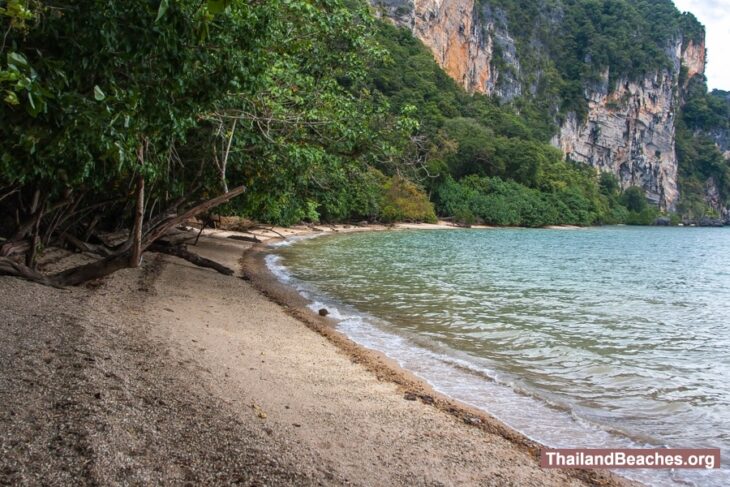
[156,0,170,22]
[207,0,229,15]
[7,52,29,68]
[93,85,105,101]
[3,91,20,106]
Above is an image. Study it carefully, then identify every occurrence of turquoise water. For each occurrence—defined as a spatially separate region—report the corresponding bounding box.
[268,227,730,486]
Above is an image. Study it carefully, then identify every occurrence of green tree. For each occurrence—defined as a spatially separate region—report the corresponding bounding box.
[621,187,648,213]
[0,0,421,283]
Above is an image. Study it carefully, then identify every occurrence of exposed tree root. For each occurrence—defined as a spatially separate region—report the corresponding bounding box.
[0,186,245,287]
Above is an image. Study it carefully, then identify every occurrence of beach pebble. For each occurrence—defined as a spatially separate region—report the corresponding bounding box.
[420,394,435,405]
[318,309,329,317]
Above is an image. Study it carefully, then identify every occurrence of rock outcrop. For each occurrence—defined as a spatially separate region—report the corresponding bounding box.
[554,37,706,210]
[554,68,681,208]
[682,40,706,84]
[708,91,730,158]
[704,176,729,220]
[372,0,708,210]
[372,0,521,99]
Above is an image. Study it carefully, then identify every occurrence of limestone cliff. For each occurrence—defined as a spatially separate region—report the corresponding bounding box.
[555,35,708,210]
[554,68,682,208]
[372,0,521,99]
[681,40,706,86]
[703,90,730,218]
[708,91,730,158]
[372,0,708,210]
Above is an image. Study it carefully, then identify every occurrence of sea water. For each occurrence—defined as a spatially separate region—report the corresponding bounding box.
[267,227,730,486]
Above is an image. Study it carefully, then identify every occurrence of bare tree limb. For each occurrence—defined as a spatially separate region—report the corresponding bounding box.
[1,196,73,255]
[1,186,247,287]
[130,174,145,267]
[142,185,246,247]
[149,243,234,276]
[60,233,114,257]
[0,185,19,204]
[0,257,62,288]
[26,201,45,269]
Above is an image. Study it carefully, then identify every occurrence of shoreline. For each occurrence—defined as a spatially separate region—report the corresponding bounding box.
[241,223,630,487]
[1,223,634,485]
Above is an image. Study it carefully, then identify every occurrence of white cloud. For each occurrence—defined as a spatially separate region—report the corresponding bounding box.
[673,0,730,90]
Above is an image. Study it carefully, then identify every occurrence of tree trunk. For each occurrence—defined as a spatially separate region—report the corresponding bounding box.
[25,203,44,269]
[130,175,145,268]
[220,119,236,193]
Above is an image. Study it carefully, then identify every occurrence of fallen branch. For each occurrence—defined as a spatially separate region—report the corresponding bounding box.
[143,186,245,247]
[50,252,134,287]
[0,257,61,288]
[252,225,285,239]
[60,233,114,257]
[0,239,30,257]
[149,243,234,276]
[227,235,261,243]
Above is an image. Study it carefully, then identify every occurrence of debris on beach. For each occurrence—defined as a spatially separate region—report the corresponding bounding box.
[251,403,268,420]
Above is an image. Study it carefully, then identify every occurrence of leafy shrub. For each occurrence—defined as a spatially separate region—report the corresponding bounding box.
[620,187,649,213]
[626,207,659,225]
[435,175,607,227]
[379,176,437,223]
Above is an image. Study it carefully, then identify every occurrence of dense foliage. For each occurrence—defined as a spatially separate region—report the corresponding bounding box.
[676,80,730,219]
[0,0,437,237]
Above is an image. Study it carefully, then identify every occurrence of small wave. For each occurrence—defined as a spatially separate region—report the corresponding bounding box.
[264,254,292,283]
[268,233,324,248]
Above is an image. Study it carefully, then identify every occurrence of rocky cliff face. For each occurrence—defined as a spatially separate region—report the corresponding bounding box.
[372,0,522,100]
[682,40,706,85]
[704,91,730,218]
[554,36,707,210]
[554,66,682,209]
[703,176,728,219]
[372,0,707,210]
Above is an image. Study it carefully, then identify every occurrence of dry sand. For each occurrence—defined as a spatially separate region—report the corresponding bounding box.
[1,224,632,486]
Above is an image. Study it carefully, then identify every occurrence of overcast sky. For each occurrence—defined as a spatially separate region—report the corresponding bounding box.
[673,0,730,90]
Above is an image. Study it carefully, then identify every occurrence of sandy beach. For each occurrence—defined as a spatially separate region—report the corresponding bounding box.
[0,224,631,486]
